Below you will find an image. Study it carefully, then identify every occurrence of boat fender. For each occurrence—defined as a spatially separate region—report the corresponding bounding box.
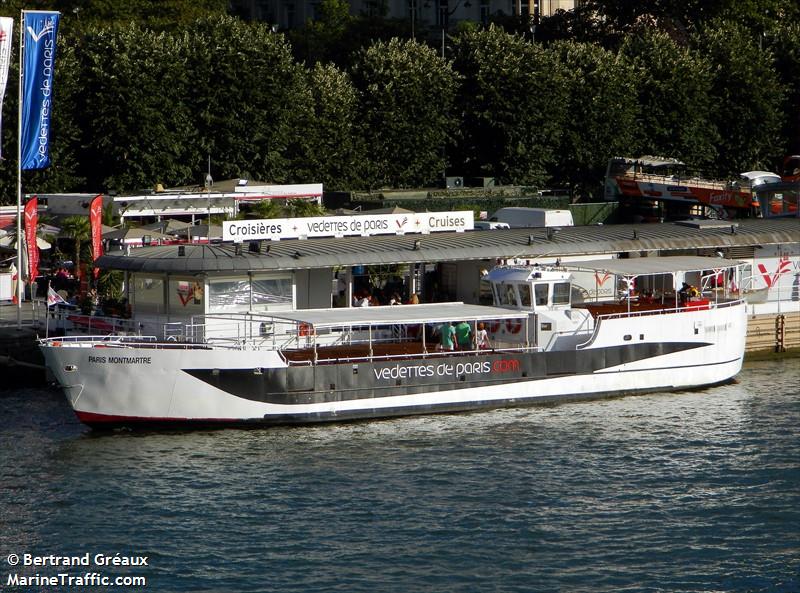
[505,319,522,334]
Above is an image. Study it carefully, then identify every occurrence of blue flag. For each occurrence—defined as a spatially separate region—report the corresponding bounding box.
[20,11,60,171]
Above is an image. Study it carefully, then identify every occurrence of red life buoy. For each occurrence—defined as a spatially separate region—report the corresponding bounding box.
[299,323,315,337]
[505,319,522,334]
[488,320,501,333]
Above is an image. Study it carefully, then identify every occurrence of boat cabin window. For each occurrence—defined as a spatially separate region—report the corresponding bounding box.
[519,284,532,307]
[169,278,205,314]
[534,283,548,306]
[499,284,518,306]
[209,274,293,313]
[553,282,571,305]
[130,275,166,314]
[251,277,293,307]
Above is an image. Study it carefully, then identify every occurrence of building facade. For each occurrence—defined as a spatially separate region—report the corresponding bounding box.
[235,0,575,31]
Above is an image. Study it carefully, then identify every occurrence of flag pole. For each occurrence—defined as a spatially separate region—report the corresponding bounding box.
[15,9,24,328]
[45,279,50,337]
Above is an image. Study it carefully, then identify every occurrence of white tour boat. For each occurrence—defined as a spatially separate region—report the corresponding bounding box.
[39,256,748,428]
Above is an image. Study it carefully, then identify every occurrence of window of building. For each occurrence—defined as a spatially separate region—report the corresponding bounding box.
[480,0,490,23]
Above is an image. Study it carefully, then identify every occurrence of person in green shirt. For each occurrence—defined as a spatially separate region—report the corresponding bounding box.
[437,321,456,351]
[454,321,472,350]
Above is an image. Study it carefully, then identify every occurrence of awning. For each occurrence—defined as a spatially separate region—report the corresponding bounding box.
[258,303,524,328]
[564,255,742,277]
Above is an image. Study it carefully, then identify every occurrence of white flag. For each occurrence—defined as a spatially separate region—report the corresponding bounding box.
[47,285,66,306]
[0,17,13,160]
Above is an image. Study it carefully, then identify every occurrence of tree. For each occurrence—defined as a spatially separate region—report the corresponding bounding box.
[0,32,85,203]
[350,38,458,188]
[694,20,786,175]
[768,21,800,155]
[185,16,308,184]
[619,29,719,169]
[50,0,230,31]
[451,26,569,186]
[549,40,640,197]
[60,215,90,273]
[291,63,366,190]
[298,0,353,66]
[78,24,197,192]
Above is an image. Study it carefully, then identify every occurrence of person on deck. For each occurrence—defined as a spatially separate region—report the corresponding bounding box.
[475,323,490,350]
[454,320,472,350]
[437,321,456,351]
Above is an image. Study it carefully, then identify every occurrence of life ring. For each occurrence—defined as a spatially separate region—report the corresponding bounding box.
[488,320,501,333]
[505,319,522,334]
[299,323,315,337]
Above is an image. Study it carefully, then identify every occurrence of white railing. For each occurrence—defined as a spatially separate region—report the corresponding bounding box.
[574,298,743,350]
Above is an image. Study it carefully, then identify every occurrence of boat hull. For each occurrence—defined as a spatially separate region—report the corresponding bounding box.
[41,303,747,429]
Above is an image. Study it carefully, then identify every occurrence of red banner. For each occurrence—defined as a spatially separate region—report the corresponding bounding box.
[24,196,39,283]
[89,194,103,279]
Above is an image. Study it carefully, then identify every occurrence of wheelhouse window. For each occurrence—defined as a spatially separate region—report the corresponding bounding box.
[534,283,548,306]
[553,282,571,305]
[519,284,532,307]
[499,284,517,306]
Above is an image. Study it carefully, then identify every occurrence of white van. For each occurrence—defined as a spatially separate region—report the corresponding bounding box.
[489,207,574,228]
[474,221,511,230]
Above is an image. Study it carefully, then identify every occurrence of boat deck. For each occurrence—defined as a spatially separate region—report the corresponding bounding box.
[282,340,499,365]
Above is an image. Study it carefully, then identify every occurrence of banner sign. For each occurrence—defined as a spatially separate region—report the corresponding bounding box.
[0,18,13,160]
[223,211,475,243]
[20,11,60,170]
[24,196,38,281]
[89,194,103,278]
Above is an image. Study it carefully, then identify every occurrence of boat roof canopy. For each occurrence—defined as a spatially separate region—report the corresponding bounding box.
[564,255,742,277]
[615,155,686,168]
[259,303,524,328]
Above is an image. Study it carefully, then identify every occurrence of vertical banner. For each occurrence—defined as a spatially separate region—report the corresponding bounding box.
[89,194,103,279]
[0,18,13,160]
[24,196,38,283]
[20,11,60,170]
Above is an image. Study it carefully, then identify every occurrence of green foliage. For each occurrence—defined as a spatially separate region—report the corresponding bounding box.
[248,200,283,219]
[286,200,328,217]
[291,64,365,190]
[60,215,91,270]
[694,20,786,175]
[451,26,569,186]
[768,21,800,154]
[0,3,797,205]
[79,24,197,192]
[97,269,123,301]
[549,41,640,197]
[186,16,307,184]
[350,38,458,188]
[51,0,230,31]
[619,30,719,169]
[301,0,353,65]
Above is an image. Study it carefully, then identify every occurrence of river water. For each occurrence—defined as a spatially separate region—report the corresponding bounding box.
[1,358,798,592]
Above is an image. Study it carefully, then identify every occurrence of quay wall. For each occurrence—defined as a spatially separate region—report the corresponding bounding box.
[745,311,800,354]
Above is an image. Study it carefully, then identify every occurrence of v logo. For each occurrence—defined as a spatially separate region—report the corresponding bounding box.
[27,23,53,43]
